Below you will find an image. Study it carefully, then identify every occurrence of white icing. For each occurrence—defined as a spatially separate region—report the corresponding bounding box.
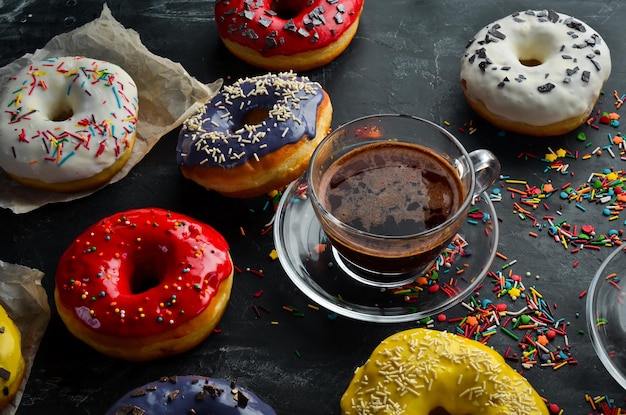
[0,56,138,183]
[460,10,611,127]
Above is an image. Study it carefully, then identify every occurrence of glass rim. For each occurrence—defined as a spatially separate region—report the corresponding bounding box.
[585,244,626,389]
[307,113,477,241]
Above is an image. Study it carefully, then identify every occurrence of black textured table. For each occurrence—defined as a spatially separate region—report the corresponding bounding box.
[1,0,626,414]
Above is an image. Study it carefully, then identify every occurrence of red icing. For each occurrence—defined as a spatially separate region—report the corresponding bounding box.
[55,208,232,338]
[215,0,364,56]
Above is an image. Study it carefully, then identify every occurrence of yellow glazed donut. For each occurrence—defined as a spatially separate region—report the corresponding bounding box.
[460,10,611,137]
[340,328,548,415]
[0,304,25,410]
[0,56,138,192]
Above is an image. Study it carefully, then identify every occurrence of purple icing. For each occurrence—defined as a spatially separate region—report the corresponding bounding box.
[177,72,324,169]
[105,376,277,415]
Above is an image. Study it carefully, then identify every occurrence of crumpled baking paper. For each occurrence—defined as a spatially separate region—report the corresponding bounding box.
[0,4,222,214]
[0,261,49,415]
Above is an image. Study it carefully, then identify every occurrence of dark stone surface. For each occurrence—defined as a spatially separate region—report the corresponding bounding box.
[1,1,625,413]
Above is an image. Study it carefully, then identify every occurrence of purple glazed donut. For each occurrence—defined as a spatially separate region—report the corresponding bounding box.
[176,71,332,198]
[105,375,277,415]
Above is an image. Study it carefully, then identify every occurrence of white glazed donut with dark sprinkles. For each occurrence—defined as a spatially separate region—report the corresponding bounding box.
[460,10,611,135]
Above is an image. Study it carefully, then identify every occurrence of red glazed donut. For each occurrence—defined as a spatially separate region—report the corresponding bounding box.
[215,0,364,71]
[54,208,233,361]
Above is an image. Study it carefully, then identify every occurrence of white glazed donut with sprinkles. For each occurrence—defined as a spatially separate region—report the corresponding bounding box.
[460,10,611,136]
[0,56,138,192]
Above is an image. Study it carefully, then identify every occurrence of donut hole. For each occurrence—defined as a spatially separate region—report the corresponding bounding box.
[428,405,486,414]
[129,258,166,294]
[270,0,309,19]
[516,48,547,67]
[429,407,453,415]
[49,103,74,122]
[519,57,543,67]
[239,107,271,130]
[513,32,559,68]
[130,272,163,294]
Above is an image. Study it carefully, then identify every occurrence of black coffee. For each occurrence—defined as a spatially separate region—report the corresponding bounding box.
[316,141,465,274]
[320,142,463,236]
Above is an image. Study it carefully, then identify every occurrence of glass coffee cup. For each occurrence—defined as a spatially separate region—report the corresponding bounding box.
[307,114,500,288]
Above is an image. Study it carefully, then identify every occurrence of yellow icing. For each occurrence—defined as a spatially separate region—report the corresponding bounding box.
[0,304,24,408]
[340,328,548,415]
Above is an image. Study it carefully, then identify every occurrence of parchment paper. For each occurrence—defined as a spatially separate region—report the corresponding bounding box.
[0,4,222,214]
[0,261,49,415]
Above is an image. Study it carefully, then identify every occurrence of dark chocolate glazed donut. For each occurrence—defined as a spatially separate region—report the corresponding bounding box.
[105,375,277,415]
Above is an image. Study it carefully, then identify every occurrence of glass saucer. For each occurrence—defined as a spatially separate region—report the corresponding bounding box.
[586,244,626,389]
[273,176,499,323]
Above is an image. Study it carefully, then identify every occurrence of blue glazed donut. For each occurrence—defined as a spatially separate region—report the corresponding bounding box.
[176,71,332,198]
[105,375,277,415]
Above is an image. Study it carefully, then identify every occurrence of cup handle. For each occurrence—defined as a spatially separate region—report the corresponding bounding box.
[469,149,501,196]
